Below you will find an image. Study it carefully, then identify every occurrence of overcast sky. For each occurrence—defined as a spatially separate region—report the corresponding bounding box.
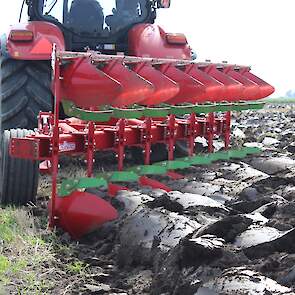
[1,0,294,97]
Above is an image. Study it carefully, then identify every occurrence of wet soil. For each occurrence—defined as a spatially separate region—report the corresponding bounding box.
[31,105,295,294]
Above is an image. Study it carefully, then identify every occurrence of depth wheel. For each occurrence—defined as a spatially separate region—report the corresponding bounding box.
[0,129,39,205]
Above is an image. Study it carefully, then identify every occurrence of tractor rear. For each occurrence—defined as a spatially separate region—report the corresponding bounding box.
[1,0,275,238]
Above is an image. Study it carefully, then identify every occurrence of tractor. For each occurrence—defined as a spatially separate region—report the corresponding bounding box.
[0,0,275,238]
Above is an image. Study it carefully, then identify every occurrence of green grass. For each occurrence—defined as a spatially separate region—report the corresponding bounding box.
[0,207,94,294]
[66,260,88,274]
[0,208,54,294]
[262,97,295,104]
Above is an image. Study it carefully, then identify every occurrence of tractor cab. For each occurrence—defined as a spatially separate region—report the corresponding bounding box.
[27,0,170,52]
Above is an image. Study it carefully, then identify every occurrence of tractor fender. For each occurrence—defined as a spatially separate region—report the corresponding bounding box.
[5,21,65,60]
[128,24,191,60]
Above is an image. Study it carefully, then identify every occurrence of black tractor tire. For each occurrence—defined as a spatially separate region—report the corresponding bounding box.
[0,129,39,206]
[1,57,52,131]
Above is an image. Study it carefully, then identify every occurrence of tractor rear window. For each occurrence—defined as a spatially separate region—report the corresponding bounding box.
[41,0,148,36]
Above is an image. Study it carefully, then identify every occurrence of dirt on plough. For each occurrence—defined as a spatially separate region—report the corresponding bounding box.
[2,104,295,295]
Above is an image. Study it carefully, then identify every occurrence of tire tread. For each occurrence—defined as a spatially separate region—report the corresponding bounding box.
[1,57,52,130]
[0,129,39,205]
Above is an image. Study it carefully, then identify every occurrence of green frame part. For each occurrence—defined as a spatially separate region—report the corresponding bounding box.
[143,107,170,117]
[62,100,113,122]
[193,103,217,114]
[155,160,191,170]
[228,149,248,159]
[112,107,145,119]
[169,104,196,116]
[58,147,262,196]
[104,171,139,182]
[179,155,212,165]
[59,177,107,196]
[128,165,168,175]
[62,99,266,124]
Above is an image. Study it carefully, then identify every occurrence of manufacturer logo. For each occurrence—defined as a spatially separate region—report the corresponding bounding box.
[59,142,76,152]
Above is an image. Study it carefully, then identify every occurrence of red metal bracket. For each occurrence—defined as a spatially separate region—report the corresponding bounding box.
[108,183,129,197]
[9,137,41,160]
[166,171,185,180]
[139,176,172,192]
[116,119,126,171]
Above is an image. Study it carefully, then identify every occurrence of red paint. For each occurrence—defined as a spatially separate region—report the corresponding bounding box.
[49,191,118,239]
[224,111,231,150]
[159,63,206,104]
[188,112,196,156]
[185,64,225,102]
[30,37,53,55]
[167,114,176,161]
[9,137,40,160]
[108,183,129,197]
[133,62,179,105]
[6,21,65,60]
[139,176,172,192]
[143,117,152,165]
[223,66,260,100]
[49,46,61,229]
[61,57,122,108]
[203,64,244,101]
[116,119,126,171]
[166,171,184,180]
[61,55,275,109]
[86,122,95,177]
[207,112,215,153]
[101,60,154,106]
[11,114,231,161]
[239,67,275,99]
[128,24,191,60]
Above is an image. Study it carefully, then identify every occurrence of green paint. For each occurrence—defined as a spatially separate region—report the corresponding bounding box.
[59,177,107,196]
[59,147,262,196]
[143,107,170,117]
[62,100,112,122]
[112,107,144,119]
[128,165,167,175]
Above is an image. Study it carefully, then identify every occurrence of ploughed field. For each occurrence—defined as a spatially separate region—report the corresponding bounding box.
[1,104,295,294]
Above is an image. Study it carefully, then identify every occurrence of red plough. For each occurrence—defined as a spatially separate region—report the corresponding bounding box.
[6,44,274,239]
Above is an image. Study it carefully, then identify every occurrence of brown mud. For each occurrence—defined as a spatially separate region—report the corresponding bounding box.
[20,105,295,294]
